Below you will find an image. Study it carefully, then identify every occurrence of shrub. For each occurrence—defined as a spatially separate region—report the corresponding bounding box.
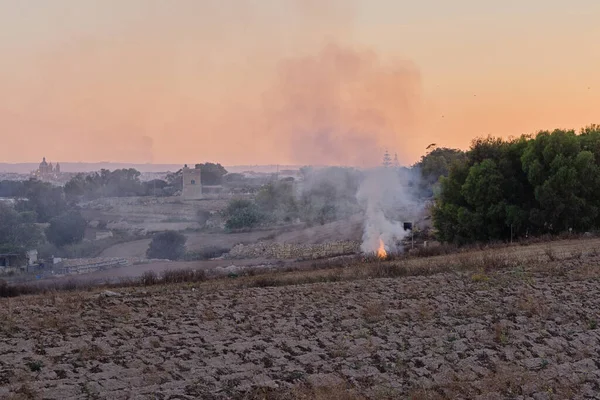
[224,199,263,230]
[26,361,43,373]
[146,231,187,260]
[161,269,206,284]
[372,263,409,278]
[140,271,158,286]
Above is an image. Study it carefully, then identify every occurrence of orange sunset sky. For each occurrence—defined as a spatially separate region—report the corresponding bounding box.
[1,0,599,166]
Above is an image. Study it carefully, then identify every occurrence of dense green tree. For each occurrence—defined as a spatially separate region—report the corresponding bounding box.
[522,129,600,232]
[195,163,228,185]
[16,179,68,222]
[64,169,145,200]
[146,231,187,260]
[45,211,87,247]
[414,147,466,197]
[433,127,600,244]
[0,204,43,253]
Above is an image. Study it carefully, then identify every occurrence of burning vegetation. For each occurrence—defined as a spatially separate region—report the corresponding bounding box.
[376,238,387,259]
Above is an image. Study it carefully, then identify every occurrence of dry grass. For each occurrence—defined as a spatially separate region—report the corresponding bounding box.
[493,322,509,345]
[2,236,597,299]
[362,302,386,323]
[244,383,366,400]
[78,343,106,362]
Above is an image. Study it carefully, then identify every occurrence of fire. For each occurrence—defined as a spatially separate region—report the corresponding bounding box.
[376,238,387,259]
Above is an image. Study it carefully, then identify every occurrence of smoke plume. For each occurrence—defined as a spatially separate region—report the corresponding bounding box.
[264,44,422,166]
[357,166,422,254]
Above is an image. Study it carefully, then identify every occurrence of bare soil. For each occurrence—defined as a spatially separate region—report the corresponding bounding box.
[1,241,600,399]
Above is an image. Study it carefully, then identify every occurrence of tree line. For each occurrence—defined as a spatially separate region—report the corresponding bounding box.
[433,125,600,244]
[0,163,228,257]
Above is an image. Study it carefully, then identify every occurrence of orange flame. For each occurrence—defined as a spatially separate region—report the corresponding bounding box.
[377,238,387,259]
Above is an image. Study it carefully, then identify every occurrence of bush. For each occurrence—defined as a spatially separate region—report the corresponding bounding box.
[161,269,207,284]
[45,211,87,247]
[146,231,187,260]
[140,271,158,286]
[372,263,409,278]
[224,199,263,230]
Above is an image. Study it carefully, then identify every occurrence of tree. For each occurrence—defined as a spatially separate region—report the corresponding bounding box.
[0,203,43,253]
[223,173,245,184]
[255,181,298,222]
[143,179,168,196]
[17,179,67,222]
[64,168,144,200]
[166,169,184,191]
[522,129,600,232]
[45,211,87,247]
[414,147,466,197]
[0,180,25,198]
[64,174,87,200]
[433,127,600,244]
[195,163,228,185]
[433,136,532,243]
[146,231,187,260]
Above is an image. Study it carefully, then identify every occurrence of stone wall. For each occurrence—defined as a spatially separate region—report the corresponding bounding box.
[227,241,360,260]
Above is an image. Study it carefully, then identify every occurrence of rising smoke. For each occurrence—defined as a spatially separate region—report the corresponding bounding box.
[264,43,422,166]
[356,166,422,254]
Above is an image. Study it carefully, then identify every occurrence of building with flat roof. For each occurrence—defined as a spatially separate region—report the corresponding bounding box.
[181,164,203,199]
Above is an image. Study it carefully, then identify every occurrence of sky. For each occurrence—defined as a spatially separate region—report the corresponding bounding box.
[1,0,599,166]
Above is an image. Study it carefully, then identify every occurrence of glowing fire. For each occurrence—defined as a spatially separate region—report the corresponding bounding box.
[377,238,387,259]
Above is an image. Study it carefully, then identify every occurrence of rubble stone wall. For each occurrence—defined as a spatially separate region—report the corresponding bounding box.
[227,241,360,260]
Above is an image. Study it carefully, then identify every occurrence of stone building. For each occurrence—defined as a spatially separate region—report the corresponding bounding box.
[182,164,203,199]
[38,157,52,175]
[35,157,61,179]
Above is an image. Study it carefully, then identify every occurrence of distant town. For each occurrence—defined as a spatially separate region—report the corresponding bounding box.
[0,159,311,185]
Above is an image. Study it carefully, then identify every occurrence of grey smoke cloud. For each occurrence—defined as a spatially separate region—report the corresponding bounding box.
[357,166,422,253]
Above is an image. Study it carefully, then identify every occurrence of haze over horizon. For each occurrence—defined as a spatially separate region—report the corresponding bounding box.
[1,0,599,166]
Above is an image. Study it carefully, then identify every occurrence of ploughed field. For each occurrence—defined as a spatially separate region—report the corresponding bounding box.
[1,244,600,399]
